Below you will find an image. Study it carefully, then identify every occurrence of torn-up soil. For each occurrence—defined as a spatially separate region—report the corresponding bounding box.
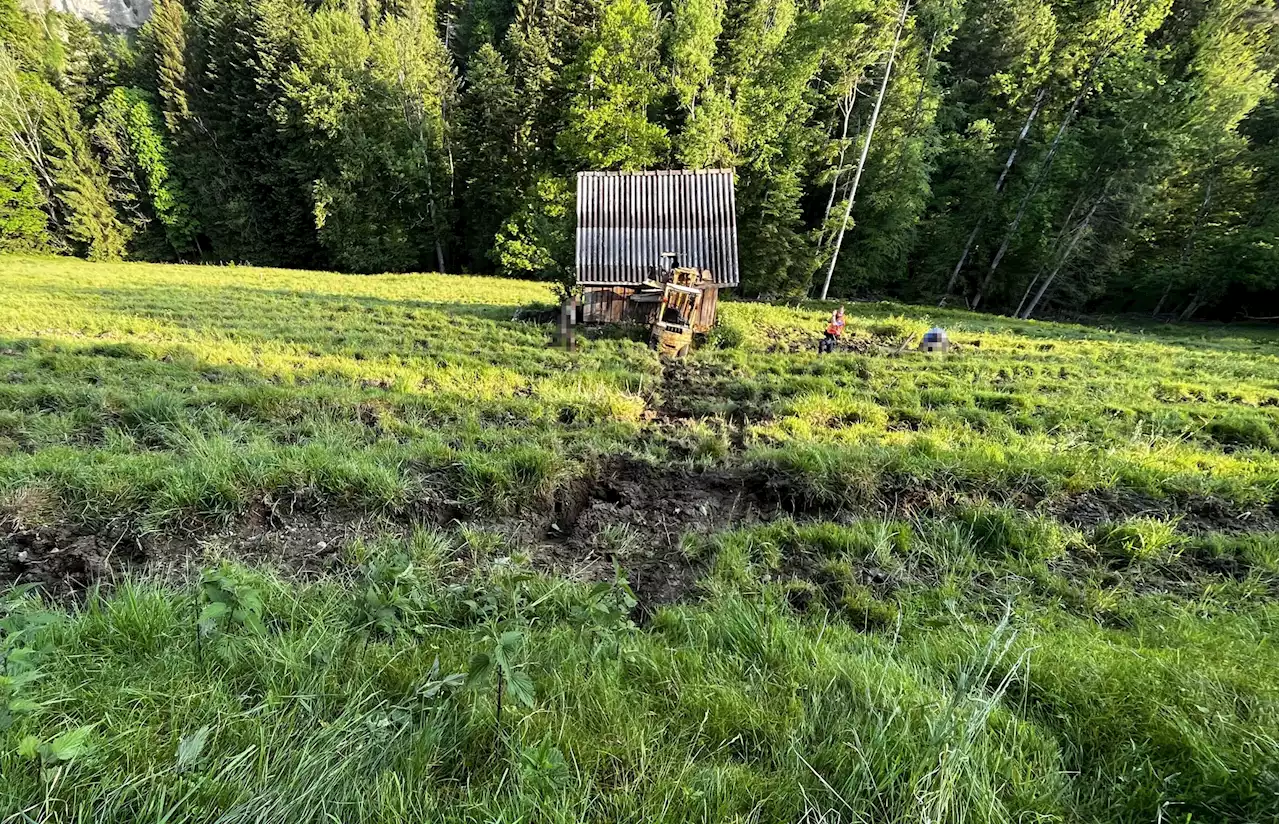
[0,507,400,597]
[0,457,813,609]
[1050,488,1278,536]
[530,458,787,614]
[764,331,886,356]
[654,359,743,421]
[1,456,1275,607]
[761,330,972,356]
[1,523,146,594]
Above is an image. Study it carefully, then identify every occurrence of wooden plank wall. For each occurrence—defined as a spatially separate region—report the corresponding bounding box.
[696,287,718,333]
[582,287,632,324]
[583,286,720,331]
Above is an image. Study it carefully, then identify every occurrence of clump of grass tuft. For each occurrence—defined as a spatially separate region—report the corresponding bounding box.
[0,518,1275,822]
[1203,410,1279,451]
[958,504,1068,562]
[455,445,563,515]
[837,583,899,631]
[863,315,926,341]
[1092,517,1185,563]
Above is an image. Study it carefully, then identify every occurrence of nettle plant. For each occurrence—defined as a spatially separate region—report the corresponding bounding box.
[456,561,641,745]
[454,563,540,744]
[352,548,431,639]
[1,585,60,732]
[455,558,536,622]
[3,589,90,777]
[570,564,638,639]
[19,725,96,780]
[466,625,535,744]
[197,564,265,643]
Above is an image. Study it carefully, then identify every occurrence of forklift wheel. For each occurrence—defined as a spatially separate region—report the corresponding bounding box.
[677,344,690,358]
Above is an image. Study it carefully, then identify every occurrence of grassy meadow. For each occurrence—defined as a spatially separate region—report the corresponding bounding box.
[0,255,1276,823]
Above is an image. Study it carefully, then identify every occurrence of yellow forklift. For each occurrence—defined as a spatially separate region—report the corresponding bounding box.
[629,253,711,359]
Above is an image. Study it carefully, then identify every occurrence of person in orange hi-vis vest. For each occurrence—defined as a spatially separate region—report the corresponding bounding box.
[819,306,846,354]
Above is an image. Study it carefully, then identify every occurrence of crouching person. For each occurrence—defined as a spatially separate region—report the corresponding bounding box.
[819,306,846,354]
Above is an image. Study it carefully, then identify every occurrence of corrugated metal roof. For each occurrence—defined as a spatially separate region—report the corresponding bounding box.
[575,170,739,287]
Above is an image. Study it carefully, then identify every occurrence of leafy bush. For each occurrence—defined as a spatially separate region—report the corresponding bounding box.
[706,317,747,350]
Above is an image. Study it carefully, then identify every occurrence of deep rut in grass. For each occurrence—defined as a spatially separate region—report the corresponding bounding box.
[1,451,1275,604]
[531,458,786,613]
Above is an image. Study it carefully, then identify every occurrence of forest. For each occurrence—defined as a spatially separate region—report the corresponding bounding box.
[0,0,1274,319]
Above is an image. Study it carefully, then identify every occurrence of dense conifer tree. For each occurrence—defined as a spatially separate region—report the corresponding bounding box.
[0,0,1272,319]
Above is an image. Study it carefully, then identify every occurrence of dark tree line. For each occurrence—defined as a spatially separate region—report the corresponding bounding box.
[0,0,1274,319]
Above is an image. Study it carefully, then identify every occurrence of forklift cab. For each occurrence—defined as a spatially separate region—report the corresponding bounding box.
[646,252,704,358]
[651,283,699,358]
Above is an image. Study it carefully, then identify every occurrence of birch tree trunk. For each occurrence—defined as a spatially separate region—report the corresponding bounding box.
[994,85,1047,193]
[819,0,910,301]
[0,51,58,227]
[937,85,1047,305]
[1177,290,1205,321]
[407,93,448,274]
[1020,198,1102,318]
[971,48,1110,310]
[1014,184,1091,317]
[815,84,859,252]
[394,67,448,273]
[1151,280,1174,317]
[1154,176,1214,316]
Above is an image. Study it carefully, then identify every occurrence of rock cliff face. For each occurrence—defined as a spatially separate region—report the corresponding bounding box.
[27,0,151,30]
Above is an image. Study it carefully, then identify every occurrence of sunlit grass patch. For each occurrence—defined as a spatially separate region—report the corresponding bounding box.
[0,253,1275,536]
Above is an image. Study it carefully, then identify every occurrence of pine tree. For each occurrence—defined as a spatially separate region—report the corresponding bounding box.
[0,45,128,259]
[456,42,520,269]
[146,0,191,133]
[182,0,318,265]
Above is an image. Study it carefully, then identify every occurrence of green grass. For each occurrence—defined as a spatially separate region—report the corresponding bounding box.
[0,255,1277,822]
[0,255,1275,529]
[1,520,1275,822]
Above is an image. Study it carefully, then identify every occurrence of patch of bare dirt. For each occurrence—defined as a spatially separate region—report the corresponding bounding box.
[2,454,1275,610]
[0,502,419,597]
[529,458,794,616]
[766,333,882,355]
[1051,489,1278,535]
[764,331,920,356]
[1,523,144,593]
[655,359,740,420]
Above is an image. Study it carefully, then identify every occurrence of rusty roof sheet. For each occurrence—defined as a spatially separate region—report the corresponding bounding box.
[575,170,739,287]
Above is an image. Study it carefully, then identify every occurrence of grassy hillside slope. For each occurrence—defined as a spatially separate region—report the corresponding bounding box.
[0,256,1276,823]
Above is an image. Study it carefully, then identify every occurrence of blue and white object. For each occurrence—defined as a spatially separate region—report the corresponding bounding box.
[920,327,950,353]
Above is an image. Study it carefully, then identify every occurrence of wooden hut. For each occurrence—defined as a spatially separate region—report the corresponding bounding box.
[575,169,739,332]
